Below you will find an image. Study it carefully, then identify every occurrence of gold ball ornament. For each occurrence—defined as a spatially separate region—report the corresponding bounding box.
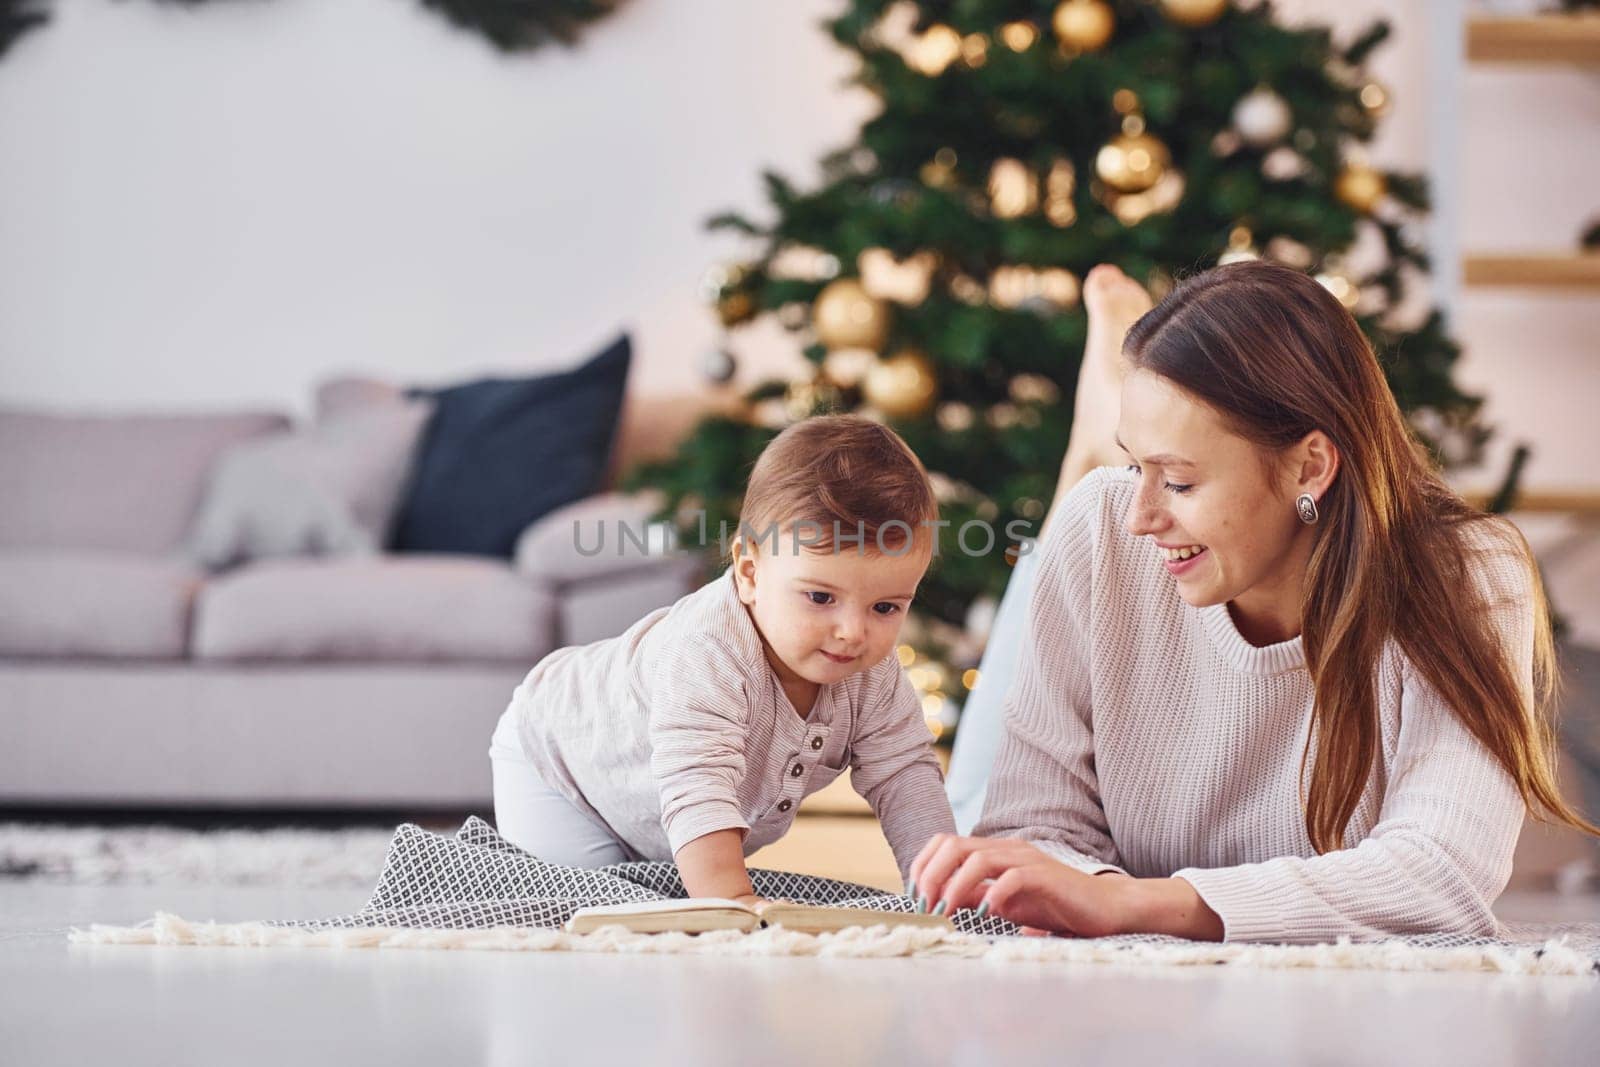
[1095,127,1171,194]
[1052,0,1114,52]
[1160,0,1228,27]
[862,350,939,420]
[715,291,756,328]
[1334,164,1387,214]
[812,278,890,351]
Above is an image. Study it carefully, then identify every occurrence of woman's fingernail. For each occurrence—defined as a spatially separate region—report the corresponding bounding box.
[933,900,948,916]
[905,879,915,897]
[915,895,927,914]
[975,901,990,918]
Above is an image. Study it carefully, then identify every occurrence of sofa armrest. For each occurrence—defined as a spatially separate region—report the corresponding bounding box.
[514,491,687,588]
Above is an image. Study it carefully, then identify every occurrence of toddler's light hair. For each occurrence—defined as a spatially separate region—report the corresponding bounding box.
[736,414,937,556]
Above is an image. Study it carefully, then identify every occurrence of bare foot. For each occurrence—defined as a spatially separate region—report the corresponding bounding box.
[1048,266,1154,519]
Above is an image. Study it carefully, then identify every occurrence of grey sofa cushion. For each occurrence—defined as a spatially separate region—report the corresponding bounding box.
[192,556,556,663]
[513,490,680,586]
[187,402,434,570]
[0,409,289,554]
[0,549,202,659]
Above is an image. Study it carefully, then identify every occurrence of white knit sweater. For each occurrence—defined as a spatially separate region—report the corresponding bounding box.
[975,467,1532,944]
[504,568,954,874]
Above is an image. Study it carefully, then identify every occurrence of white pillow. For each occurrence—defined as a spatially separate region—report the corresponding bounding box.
[188,400,433,570]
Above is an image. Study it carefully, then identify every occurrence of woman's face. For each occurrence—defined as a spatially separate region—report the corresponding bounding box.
[1115,369,1326,638]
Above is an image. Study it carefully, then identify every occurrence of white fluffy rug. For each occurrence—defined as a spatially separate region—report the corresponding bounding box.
[0,823,393,888]
[68,911,1600,977]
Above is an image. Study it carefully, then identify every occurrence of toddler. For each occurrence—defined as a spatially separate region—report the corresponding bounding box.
[488,414,957,905]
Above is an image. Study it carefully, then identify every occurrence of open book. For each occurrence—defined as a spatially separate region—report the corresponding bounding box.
[564,898,956,936]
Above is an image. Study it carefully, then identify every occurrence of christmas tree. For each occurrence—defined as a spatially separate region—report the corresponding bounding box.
[623,0,1488,727]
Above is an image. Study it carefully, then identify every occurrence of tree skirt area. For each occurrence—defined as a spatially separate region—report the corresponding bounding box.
[65,817,1600,978]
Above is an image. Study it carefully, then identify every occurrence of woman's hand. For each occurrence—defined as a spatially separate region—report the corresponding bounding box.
[908,833,1224,940]
[908,834,1131,936]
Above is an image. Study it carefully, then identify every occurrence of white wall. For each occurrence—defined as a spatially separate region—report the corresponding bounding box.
[0,0,1592,491]
[0,0,870,411]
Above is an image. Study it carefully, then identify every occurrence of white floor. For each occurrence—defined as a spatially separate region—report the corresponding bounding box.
[1,884,1597,1066]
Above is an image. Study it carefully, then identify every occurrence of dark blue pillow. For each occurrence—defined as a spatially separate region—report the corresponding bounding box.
[391,335,631,557]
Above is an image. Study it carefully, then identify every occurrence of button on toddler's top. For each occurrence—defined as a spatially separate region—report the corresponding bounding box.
[504,568,955,872]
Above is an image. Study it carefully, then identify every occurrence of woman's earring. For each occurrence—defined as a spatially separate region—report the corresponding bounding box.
[1295,493,1319,525]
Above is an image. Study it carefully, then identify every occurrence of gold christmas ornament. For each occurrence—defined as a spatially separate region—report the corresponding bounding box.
[1095,117,1170,194]
[716,291,756,327]
[1160,0,1228,27]
[813,278,890,351]
[988,158,1039,219]
[919,147,959,189]
[862,349,938,419]
[1052,0,1114,51]
[1334,163,1387,214]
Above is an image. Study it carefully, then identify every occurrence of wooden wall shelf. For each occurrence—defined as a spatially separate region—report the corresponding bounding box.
[1463,253,1600,290]
[1467,15,1600,64]
[1462,490,1600,515]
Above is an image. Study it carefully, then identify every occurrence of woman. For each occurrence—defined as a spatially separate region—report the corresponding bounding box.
[919,259,1597,943]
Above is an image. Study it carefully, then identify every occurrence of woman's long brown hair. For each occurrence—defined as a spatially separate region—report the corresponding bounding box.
[1122,260,1598,852]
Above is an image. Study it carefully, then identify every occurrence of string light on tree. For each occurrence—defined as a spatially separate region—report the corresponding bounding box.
[1218,225,1260,264]
[904,24,962,76]
[1044,158,1077,226]
[1052,0,1114,51]
[785,372,842,421]
[1000,21,1038,51]
[858,248,936,306]
[988,158,1039,219]
[1315,264,1361,310]
[1360,81,1391,117]
[961,33,988,68]
[820,347,875,389]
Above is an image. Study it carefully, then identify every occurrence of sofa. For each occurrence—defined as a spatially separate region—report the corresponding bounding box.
[0,392,713,811]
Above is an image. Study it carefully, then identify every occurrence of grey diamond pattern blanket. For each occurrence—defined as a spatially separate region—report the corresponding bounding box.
[223,817,1594,975]
[272,816,1021,937]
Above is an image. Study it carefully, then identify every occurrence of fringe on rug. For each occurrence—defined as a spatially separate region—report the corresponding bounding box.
[68,912,1600,977]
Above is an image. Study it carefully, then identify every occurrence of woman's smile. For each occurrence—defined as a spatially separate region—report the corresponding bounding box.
[1159,542,1209,576]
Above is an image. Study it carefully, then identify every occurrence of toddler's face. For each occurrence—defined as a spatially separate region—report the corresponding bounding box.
[732,531,931,692]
